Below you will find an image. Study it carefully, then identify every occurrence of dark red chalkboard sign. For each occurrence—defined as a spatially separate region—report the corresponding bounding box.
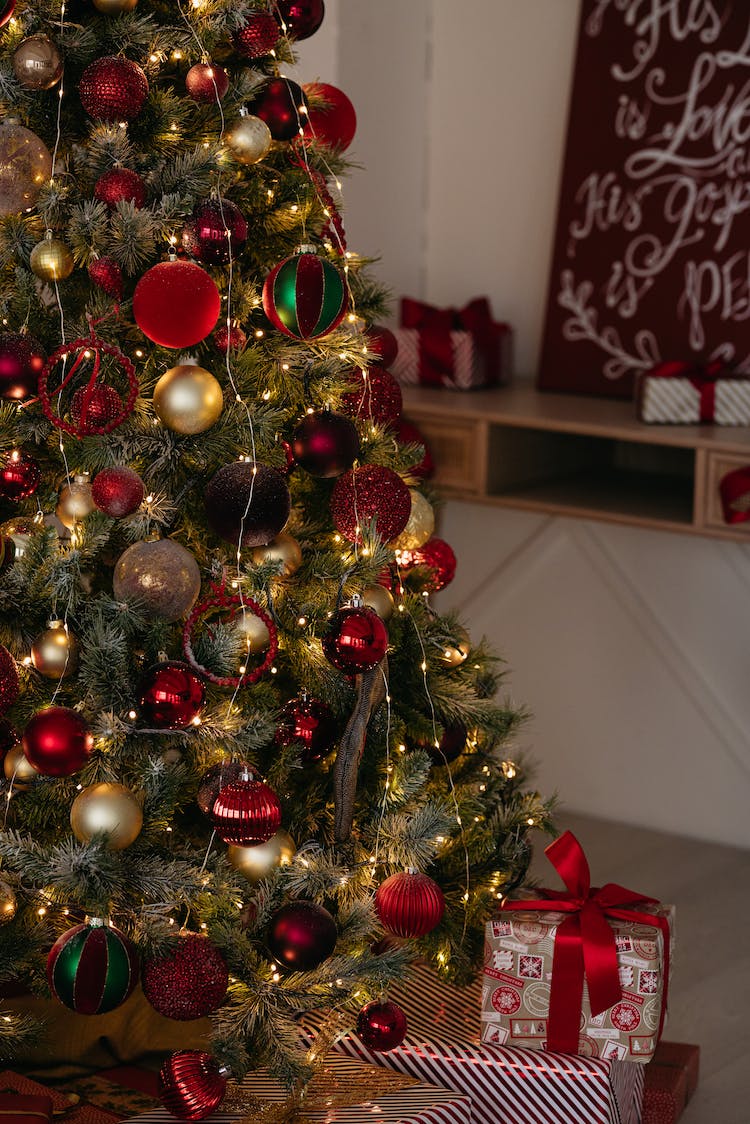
[539,1,750,399]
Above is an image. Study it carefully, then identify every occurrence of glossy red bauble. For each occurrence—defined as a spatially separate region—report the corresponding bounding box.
[322,603,388,673]
[210,776,281,845]
[182,198,247,266]
[396,419,434,478]
[330,464,411,544]
[196,760,251,817]
[0,332,45,400]
[158,1051,227,1121]
[397,538,457,592]
[275,695,336,764]
[375,870,445,938]
[142,934,228,1021]
[70,384,123,432]
[0,450,40,501]
[22,707,93,777]
[79,56,148,122]
[275,0,325,40]
[88,256,124,300]
[185,63,228,104]
[139,661,205,730]
[357,1000,408,1052]
[233,13,279,58]
[0,646,19,716]
[204,461,290,547]
[212,323,247,353]
[0,1,14,31]
[91,466,145,518]
[365,325,399,367]
[94,167,146,209]
[291,410,360,478]
[341,368,402,426]
[249,77,308,142]
[302,82,356,151]
[267,900,337,971]
[133,260,221,349]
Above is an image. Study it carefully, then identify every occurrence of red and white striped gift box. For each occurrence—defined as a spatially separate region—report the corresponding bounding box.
[637,371,750,424]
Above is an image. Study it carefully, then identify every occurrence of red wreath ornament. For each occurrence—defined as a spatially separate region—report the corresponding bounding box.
[182,581,278,688]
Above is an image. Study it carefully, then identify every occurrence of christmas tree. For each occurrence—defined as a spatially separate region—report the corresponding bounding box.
[0,0,554,1100]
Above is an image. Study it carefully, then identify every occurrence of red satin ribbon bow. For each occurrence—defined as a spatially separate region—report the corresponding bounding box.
[648,358,727,422]
[400,297,504,387]
[501,831,671,1054]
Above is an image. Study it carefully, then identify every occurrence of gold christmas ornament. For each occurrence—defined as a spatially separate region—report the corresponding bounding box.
[153,363,223,435]
[224,111,272,166]
[438,626,471,668]
[56,472,95,529]
[0,119,52,216]
[0,516,35,559]
[92,0,139,12]
[113,536,201,621]
[391,490,435,551]
[250,532,302,577]
[0,880,16,924]
[235,606,271,656]
[12,35,64,91]
[227,829,296,884]
[70,782,143,850]
[362,584,395,621]
[3,741,39,789]
[31,619,78,680]
[30,234,74,281]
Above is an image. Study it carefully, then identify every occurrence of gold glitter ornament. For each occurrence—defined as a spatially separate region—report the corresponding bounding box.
[227,829,296,884]
[0,119,52,216]
[56,473,95,529]
[12,35,63,91]
[391,490,435,551]
[153,363,223,435]
[31,619,78,680]
[70,782,143,850]
[224,111,272,165]
[30,234,74,281]
[250,532,302,577]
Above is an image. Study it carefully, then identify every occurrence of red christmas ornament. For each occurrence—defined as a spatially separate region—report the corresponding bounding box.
[0,1,14,31]
[249,77,308,142]
[0,332,45,400]
[263,250,347,340]
[196,760,251,817]
[0,646,19,716]
[365,325,399,367]
[420,724,467,765]
[204,461,290,547]
[212,323,246,353]
[139,661,205,729]
[71,384,122,431]
[275,0,325,40]
[94,167,146,209]
[210,774,281,845]
[0,450,40,501]
[302,82,356,150]
[330,465,411,544]
[47,920,139,1014]
[91,466,145,518]
[133,260,221,349]
[79,56,149,122]
[322,600,388,673]
[158,1051,227,1121]
[291,410,360,478]
[397,538,457,592]
[22,707,93,777]
[357,1000,408,1052]
[142,934,228,1021]
[183,584,278,689]
[233,14,279,58]
[88,256,124,300]
[341,368,402,426]
[375,870,445,938]
[181,198,247,266]
[39,332,138,438]
[185,62,229,104]
[267,900,337,971]
[275,694,336,764]
[396,419,434,478]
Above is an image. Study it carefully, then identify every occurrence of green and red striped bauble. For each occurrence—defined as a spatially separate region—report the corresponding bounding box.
[47,920,139,1014]
[262,250,347,340]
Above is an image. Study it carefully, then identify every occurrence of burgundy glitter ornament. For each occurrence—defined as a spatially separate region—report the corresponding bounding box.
[249,77,308,142]
[91,466,145,518]
[365,325,399,367]
[233,13,279,58]
[210,774,281,845]
[70,384,122,432]
[142,934,228,1021]
[0,332,45,400]
[88,256,124,300]
[196,760,251,817]
[375,870,445,938]
[158,1051,227,1121]
[184,62,228,104]
[302,82,356,151]
[79,56,149,122]
[397,538,457,592]
[212,323,246,353]
[330,464,411,544]
[275,0,325,40]
[357,1000,408,1052]
[292,410,360,479]
[22,706,93,777]
[139,661,205,730]
[94,167,146,209]
[396,419,434,478]
[0,646,19,716]
[267,900,337,971]
[204,461,290,547]
[275,694,336,764]
[0,450,40,501]
[322,600,388,673]
[341,368,402,426]
[181,198,247,266]
[133,260,221,349]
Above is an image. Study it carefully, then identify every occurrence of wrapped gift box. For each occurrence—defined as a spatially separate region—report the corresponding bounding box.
[651,1042,699,1100]
[0,1094,52,1124]
[0,1072,117,1124]
[642,1064,688,1124]
[637,362,750,424]
[391,297,512,390]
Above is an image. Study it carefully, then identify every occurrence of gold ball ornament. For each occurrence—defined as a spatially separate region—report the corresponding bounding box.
[113,537,201,621]
[235,606,271,656]
[153,363,223,435]
[362,584,395,621]
[12,35,64,91]
[391,490,435,551]
[70,782,143,850]
[227,829,296,884]
[31,619,78,680]
[438,626,471,667]
[56,473,95,529]
[225,112,272,166]
[92,0,139,11]
[0,119,52,216]
[30,234,74,281]
[3,741,39,790]
[0,880,16,924]
[0,516,35,559]
[250,532,302,577]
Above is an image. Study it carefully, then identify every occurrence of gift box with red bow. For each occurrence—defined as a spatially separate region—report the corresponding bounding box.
[391,297,512,390]
[637,360,750,424]
[482,832,674,1066]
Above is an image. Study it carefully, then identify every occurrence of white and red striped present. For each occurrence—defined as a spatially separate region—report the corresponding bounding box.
[391,297,512,390]
[637,360,750,424]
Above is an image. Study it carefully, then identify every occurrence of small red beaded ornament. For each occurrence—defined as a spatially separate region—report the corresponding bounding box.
[142,933,228,1021]
[182,582,277,688]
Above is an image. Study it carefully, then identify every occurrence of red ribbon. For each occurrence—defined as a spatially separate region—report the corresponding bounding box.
[719,466,750,524]
[400,297,507,387]
[501,831,671,1055]
[647,359,728,422]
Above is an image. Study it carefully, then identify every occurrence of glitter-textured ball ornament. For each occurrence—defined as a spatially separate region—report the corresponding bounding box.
[375,870,445,938]
[79,56,148,121]
[56,473,95,529]
[227,829,296,884]
[233,13,279,58]
[263,250,347,339]
[322,600,388,673]
[275,694,336,764]
[0,332,45,400]
[396,419,433,478]
[362,583,394,621]
[12,35,63,91]
[133,260,221,349]
[30,236,74,281]
[88,256,124,300]
[275,0,325,40]
[250,532,302,577]
[92,0,138,12]
[22,706,93,776]
[213,322,246,353]
[153,363,223,435]
[185,63,228,104]
[182,198,247,266]
[139,661,205,729]
[94,167,146,209]
[0,1,14,29]
[91,466,144,517]
[292,410,360,478]
[330,465,411,544]
[113,538,201,621]
[71,385,123,432]
[302,82,356,150]
[47,920,139,1014]
[158,1051,227,1121]
[196,760,250,818]
[268,900,337,971]
[210,775,282,846]
[357,1000,408,1052]
[31,620,78,680]
[0,880,16,924]
[249,77,308,142]
[391,491,434,551]
[224,112,272,165]
[365,325,398,367]
[342,368,402,426]
[205,461,290,547]
[0,645,19,715]
[0,449,40,501]
[0,121,52,215]
[4,740,38,789]
[143,934,228,1021]
[70,782,143,850]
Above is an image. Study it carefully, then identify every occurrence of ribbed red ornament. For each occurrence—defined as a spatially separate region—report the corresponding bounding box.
[357,999,408,1052]
[375,870,445,938]
[196,760,251,817]
[210,776,281,845]
[142,934,228,1021]
[79,56,148,122]
[94,167,146,209]
[0,646,19,716]
[158,1051,227,1121]
[88,256,124,300]
[233,13,279,58]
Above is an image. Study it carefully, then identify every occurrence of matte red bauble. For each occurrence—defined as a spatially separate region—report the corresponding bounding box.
[398,538,457,592]
[158,1051,227,1121]
[133,260,221,349]
[249,77,308,142]
[142,934,228,1021]
[396,419,434,478]
[0,450,40,501]
[341,368,402,426]
[22,707,93,777]
[212,323,246,353]
[267,900,337,971]
[365,325,399,367]
[196,760,250,817]
[47,920,139,1014]
[184,63,228,104]
[91,466,145,518]
[275,695,336,764]
[0,646,19,715]
[302,82,356,150]
[233,13,279,58]
[0,332,45,400]
[79,56,149,121]
[88,256,124,300]
[139,661,205,730]
[330,465,411,544]
[275,0,325,40]
[292,410,360,478]
[210,776,281,845]
[204,461,290,547]
[182,198,247,266]
[375,870,445,938]
[357,1000,408,1052]
[94,167,146,209]
[322,602,388,673]
[71,384,122,431]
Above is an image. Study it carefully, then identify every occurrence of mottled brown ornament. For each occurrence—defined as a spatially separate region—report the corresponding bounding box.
[113,537,201,621]
[0,120,52,216]
[70,782,143,850]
